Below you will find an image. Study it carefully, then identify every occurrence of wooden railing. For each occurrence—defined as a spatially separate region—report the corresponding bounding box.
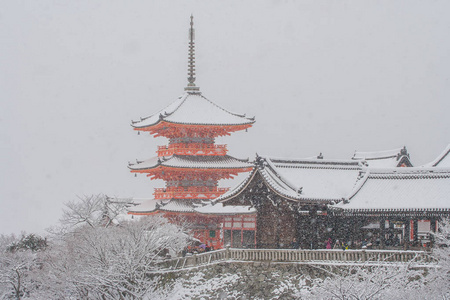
[157,143,228,156]
[153,187,229,200]
[159,248,434,271]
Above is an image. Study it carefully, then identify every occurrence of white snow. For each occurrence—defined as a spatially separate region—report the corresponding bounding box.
[336,168,450,211]
[352,148,404,160]
[424,144,450,167]
[276,165,361,199]
[352,147,410,168]
[133,92,254,128]
[127,198,160,213]
[128,199,198,213]
[129,155,253,170]
[214,171,255,202]
[260,157,361,201]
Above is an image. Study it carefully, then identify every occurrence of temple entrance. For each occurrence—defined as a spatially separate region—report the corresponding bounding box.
[223,215,256,248]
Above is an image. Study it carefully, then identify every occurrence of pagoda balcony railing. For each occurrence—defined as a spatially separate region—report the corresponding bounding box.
[154,187,230,200]
[157,143,228,157]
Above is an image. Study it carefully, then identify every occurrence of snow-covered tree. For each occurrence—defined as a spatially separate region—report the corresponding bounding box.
[45,194,191,300]
[420,217,450,299]
[307,263,426,300]
[2,195,191,299]
[45,216,189,299]
[0,234,46,300]
[59,194,135,230]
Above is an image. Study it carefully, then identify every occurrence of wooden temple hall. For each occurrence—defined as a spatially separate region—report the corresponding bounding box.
[210,148,450,249]
[127,16,450,250]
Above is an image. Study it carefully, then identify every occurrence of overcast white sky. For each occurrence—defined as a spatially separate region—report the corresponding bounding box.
[1,0,449,235]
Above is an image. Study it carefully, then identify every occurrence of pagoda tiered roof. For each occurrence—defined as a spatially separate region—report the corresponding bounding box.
[131,92,255,137]
[332,167,450,215]
[352,146,413,168]
[129,154,253,171]
[129,154,253,180]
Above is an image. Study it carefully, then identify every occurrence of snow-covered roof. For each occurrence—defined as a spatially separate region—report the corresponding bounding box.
[216,156,363,203]
[213,170,257,202]
[194,203,256,215]
[132,92,255,128]
[352,147,412,168]
[424,144,450,168]
[127,197,256,215]
[158,199,197,213]
[127,198,160,214]
[333,168,450,213]
[129,155,253,171]
[260,157,363,202]
[128,198,198,214]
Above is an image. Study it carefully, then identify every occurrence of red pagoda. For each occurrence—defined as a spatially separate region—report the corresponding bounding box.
[128,16,255,248]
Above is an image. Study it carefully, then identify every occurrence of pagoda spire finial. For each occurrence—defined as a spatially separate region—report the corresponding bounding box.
[185,15,200,92]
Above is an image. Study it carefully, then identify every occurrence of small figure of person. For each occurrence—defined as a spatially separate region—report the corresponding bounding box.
[291,238,299,249]
[326,238,332,249]
[362,239,368,249]
[333,239,340,249]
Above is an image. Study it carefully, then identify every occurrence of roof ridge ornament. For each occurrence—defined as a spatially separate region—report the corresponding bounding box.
[185,15,200,92]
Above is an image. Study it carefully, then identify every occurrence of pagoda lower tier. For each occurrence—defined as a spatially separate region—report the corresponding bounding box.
[129,154,253,181]
[127,198,256,250]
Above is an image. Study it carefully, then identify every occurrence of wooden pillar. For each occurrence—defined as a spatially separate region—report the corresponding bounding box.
[310,208,318,249]
[430,218,436,247]
[275,206,281,249]
[413,219,418,245]
[404,218,410,250]
[380,217,386,248]
[294,208,303,248]
[430,218,436,232]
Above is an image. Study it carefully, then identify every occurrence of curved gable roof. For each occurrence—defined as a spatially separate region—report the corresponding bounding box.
[216,156,363,203]
[352,146,413,168]
[425,144,450,168]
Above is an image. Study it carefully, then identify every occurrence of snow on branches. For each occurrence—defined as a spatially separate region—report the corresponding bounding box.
[1,195,191,299]
[45,216,190,299]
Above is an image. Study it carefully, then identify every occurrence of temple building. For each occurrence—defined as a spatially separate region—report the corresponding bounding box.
[329,145,450,249]
[125,17,449,250]
[331,166,450,248]
[203,147,449,249]
[127,16,255,249]
[209,155,363,248]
